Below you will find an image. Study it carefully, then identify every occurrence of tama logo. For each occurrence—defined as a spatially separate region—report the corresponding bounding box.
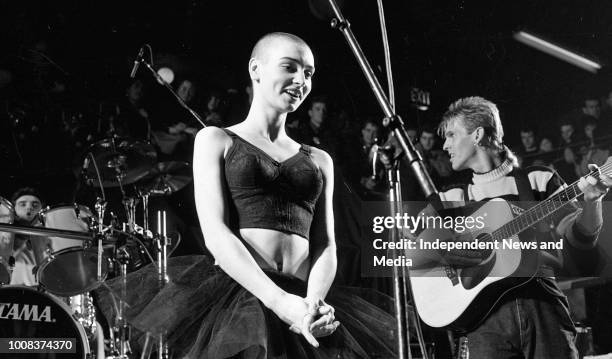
[0,303,54,322]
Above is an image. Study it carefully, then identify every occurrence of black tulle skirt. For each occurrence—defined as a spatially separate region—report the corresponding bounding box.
[95,255,398,359]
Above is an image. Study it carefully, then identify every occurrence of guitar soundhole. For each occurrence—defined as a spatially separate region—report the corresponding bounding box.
[458,232,496,290]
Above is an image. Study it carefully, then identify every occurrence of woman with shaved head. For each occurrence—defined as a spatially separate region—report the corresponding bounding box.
[99,33,396,358]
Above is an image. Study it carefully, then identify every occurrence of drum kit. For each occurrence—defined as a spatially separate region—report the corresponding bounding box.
[0,135,192,359]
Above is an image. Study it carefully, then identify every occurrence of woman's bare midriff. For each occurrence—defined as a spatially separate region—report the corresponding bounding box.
[240,228,310,281]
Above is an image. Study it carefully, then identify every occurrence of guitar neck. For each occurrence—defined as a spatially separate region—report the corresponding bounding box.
[493,170,597,241]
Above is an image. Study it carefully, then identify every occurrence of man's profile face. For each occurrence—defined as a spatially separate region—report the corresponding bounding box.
[442,117,477,171]
[419,131,435,151]
[520,131,535,149]
[14,195,42,223]
[254,37,315,114]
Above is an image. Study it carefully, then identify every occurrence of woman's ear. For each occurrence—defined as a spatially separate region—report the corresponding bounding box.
[249,58,260,83]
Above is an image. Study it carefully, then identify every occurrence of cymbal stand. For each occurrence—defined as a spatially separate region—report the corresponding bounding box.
[94,198,107,282]
[139,189,153,238]
[110,247,132,359]
[122,197,138,234]
[156,210,170,359]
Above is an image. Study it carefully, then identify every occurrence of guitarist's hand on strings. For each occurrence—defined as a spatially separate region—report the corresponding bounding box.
[580,164,612,202]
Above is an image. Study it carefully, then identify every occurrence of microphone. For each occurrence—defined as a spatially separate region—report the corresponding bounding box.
[130,47,145,78]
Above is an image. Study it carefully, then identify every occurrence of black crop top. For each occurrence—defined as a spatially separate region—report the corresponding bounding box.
[222,129,324,239]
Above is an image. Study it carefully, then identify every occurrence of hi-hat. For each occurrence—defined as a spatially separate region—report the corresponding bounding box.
[140,161,192,196]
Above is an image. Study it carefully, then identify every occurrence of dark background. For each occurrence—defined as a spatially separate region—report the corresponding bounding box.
[2,0,612,142]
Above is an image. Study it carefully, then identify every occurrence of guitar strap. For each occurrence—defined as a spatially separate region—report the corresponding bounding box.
[510,167,535,202]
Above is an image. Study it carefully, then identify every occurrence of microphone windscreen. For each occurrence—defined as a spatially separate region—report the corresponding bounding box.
[157,67,175,84]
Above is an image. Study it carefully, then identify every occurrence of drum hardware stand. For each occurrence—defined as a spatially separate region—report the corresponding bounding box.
[135,210,172,359]
[95,198,108,282]
[156,210,169,359]
[122,197,139,234]
[141,190,150,236]
[1,256,15,286]
[107,137,141,236]
[107,247,132,359]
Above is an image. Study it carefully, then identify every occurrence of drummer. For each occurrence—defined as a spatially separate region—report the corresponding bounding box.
[10,187,48,286]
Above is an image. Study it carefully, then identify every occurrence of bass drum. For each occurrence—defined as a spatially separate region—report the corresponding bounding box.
[0,286,90,358]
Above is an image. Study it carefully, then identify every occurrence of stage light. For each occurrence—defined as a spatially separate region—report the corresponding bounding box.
[514,31,602,73]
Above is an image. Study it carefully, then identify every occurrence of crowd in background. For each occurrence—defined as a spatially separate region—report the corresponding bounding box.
[3,65,612,201]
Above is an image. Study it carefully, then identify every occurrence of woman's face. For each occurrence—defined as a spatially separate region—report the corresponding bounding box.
[255,38,314,114]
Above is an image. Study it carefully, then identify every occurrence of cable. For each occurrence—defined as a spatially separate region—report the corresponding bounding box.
[377,0,395,110]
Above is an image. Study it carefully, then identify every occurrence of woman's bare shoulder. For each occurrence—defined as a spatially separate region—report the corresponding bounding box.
[308,146,333,174]
[195,126,233,152]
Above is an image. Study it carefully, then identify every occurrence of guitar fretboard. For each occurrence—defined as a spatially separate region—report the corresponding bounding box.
[492,163,610,241]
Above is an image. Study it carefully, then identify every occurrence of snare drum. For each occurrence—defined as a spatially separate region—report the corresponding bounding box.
[0,197,15,284]
[0,286,90,358]
[37,204,109,296]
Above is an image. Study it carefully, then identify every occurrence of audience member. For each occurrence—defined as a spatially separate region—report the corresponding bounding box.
[116,79,151,140]
[202,88,225,127]
[577,116,609,176]
[291,95,336,154]
[531,136,557,167]
[336,119,386,200]
[552,118,582,182]
[581,96,601,120]
[515,126,539,167]
[415,125,452,185]
[150,77,202,161]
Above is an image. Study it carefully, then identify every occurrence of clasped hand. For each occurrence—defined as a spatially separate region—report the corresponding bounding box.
[273,293,340,348]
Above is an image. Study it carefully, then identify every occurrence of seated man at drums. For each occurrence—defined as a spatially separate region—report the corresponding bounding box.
[10,187,48,286]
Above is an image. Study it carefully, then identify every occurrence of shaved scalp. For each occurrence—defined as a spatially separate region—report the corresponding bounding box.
[250,32,309,63]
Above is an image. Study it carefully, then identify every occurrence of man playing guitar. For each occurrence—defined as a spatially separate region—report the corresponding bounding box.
[413,97,610,358]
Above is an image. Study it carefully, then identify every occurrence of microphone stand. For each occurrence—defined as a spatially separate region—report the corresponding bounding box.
[136,57,206,128]
[325,1,438,358]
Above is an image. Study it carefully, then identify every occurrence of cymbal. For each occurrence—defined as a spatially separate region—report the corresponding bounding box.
[85,137,157,188]
[140,161,192,196]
